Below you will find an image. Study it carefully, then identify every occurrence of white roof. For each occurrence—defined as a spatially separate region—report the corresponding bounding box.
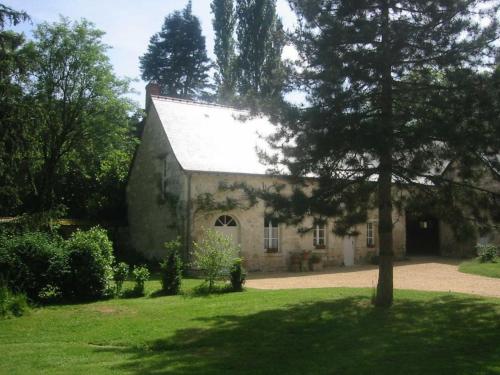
[152,96,278,175]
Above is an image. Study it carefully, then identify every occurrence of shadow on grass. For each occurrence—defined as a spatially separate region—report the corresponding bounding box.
[97,295,500,375]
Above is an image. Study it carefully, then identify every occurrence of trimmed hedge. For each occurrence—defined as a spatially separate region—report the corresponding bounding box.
[160,239,183,295]
[230,258,246,292]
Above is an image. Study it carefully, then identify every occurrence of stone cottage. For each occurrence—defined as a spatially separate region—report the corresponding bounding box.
[126,84,498,271]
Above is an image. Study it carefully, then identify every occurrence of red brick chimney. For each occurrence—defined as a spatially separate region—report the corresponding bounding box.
[145,82,161,110]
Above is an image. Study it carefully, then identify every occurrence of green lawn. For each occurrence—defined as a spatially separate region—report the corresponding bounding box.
[1,279,500,375]
[459,258,500,278]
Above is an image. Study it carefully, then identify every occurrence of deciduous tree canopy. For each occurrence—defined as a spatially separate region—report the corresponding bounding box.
[0,10,138,220]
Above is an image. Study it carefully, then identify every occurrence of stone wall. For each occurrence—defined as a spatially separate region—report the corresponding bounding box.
[439,161,500,257]
[127,104,188,259]
[189,172,407,272]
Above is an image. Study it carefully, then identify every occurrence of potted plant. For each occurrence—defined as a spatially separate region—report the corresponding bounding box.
[301,250,312,271]
[310,253,323,271]
[289,252,302,272]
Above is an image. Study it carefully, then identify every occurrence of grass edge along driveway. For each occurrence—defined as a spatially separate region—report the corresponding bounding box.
[459,258,500,279]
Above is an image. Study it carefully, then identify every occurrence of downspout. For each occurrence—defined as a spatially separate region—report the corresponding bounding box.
[185,172,192,264]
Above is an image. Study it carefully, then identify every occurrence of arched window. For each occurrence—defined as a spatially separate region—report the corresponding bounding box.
[214,215,237,227]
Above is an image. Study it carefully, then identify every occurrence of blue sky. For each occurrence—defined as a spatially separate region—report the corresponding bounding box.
[4,0,298,107]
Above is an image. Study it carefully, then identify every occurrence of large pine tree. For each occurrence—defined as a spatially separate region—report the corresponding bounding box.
[140,1,210,99]
[266,0,499,307]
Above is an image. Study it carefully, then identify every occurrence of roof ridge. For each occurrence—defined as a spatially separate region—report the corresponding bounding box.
[151,95,246,112]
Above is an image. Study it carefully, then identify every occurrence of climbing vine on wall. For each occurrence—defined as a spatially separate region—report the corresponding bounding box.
[194,181,263,213]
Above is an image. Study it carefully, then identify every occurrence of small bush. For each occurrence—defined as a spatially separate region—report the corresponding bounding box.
[476,243,498,263]
[230,258,246,292]
[132,266,150,296]
[192,228,240,291]
[63,227,115,300]
[113,262,129,296]
[0,284,29,318]
[160,239,183,295]
[0,231,67,300]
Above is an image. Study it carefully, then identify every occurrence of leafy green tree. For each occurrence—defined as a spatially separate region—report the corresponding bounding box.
[235,0,286,107]
[192,228,240,291]
[0,4,32,215]
[25,18,136,214]
[140,1,211,99]
[211,0,237,103]
[267,0,499,307]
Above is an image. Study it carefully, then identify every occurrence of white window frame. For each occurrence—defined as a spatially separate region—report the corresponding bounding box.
[264,219,279,252]
[215,215,237,227]
[367,222,375,247]
[313,223,326,247]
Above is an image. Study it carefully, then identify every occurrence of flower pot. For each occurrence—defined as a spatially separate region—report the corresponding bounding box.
[311,262,323,271]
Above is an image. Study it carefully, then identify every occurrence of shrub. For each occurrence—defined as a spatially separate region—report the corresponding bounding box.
[476,243,498,263]
[132,266,150,296]
[113,262,129,296]
[0,284,29,318]
[160,238,183,295]
[63,227,115,300]
[0,231,67,300]
[230,258,246,292]
[192,228,240,291]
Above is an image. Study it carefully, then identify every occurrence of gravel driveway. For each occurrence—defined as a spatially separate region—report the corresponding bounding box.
[246,257,500,298]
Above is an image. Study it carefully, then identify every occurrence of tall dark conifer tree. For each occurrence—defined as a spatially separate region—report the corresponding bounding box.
[266,0,499,307]
[235,0,286,106]
[140,1,210,99]
[212,0,236,103]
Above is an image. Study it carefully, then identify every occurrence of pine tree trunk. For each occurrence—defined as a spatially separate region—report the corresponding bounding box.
[376,154,393,307]
[375,0,394,308]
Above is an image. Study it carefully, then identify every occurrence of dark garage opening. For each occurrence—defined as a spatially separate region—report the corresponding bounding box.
[406,213,440,255]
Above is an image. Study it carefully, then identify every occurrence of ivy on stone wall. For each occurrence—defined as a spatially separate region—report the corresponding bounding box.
[194,181,269,214]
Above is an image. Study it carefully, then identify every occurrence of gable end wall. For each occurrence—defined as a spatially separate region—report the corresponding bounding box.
[127,104,188,259]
